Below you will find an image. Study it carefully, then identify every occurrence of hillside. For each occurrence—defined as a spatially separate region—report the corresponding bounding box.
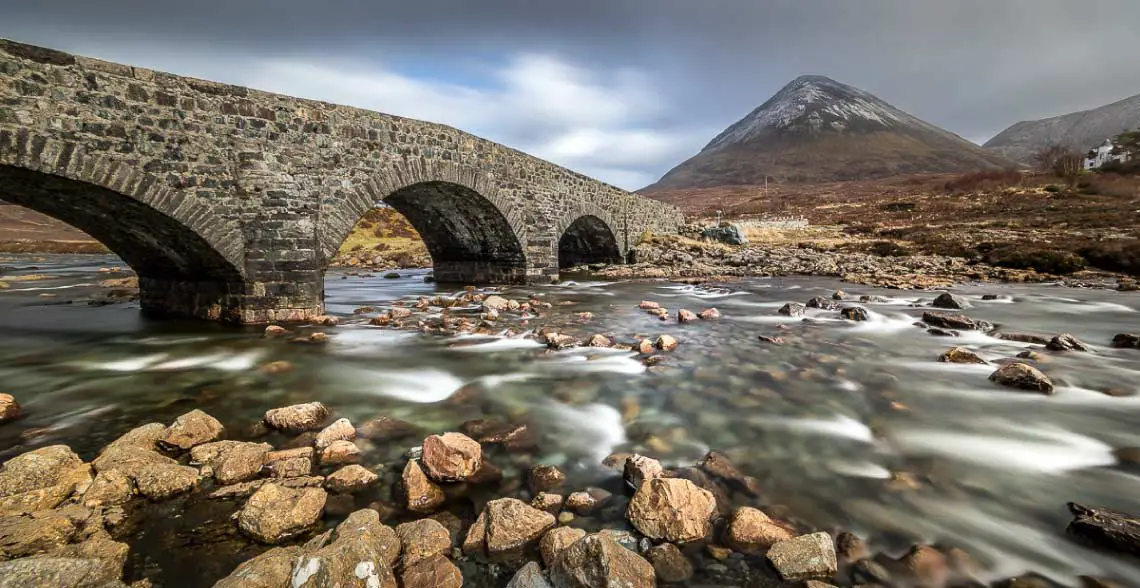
[984,92,1140,164]
[642,75,1017,191]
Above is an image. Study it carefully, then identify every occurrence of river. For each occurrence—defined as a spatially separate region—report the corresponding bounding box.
[2,254,1139,586]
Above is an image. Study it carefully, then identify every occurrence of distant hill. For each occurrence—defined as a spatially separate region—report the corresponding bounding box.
[642,75,1017,192]
[984,92,1140,164]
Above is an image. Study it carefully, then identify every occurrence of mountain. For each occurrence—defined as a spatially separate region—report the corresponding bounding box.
[983,93,1140,164]
[642,75,1017,191]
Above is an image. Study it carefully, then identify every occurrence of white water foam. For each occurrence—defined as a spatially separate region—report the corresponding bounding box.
[827,459,892,479]
[537,352,646,375]
[542,401,627,463]
[89,353,170,372]
[350,368,466,403]
[749,414,876,443]
[448,337,545,352]
[891,422,1116,474]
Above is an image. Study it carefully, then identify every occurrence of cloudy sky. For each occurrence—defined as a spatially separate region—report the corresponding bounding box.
[5,0,1139,189]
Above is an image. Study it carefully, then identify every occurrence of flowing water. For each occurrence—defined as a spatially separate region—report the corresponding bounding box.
[2,254,1140,586]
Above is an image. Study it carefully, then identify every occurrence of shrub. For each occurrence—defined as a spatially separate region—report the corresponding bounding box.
[984,246,1087,274]
[943,169,1024,193]
[867,241,910,257]
[1044,185,1062,193]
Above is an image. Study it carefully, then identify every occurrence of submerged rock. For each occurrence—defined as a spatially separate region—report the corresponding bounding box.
[356,415,420,441]
[1066,502,1140,559]
[766,532,838,581]
[263,402,329,433]
[528,465,566,494]
[627,477,715,543]
[237,483,327,544]
[549,533,655,588]
[989,362,1055,394]
[422,433,482,482]
[806,296,840,311]
[0,394,20,425]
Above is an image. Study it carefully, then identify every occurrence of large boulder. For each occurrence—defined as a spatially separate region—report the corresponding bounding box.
[700,224,747,245]
[989,363,1055,394]
[462,498,555,560]
[263,402,329,433]
[627,477,715,543]
[237,483,327,544]
[0,445,91,516]
[548,533,655,588]
[724,507,795,555]
[159,409,224,450]
[421,433,482,482]
[766,532,838,581]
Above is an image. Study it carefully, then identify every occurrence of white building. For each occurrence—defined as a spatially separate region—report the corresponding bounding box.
[1084,138,1131,170]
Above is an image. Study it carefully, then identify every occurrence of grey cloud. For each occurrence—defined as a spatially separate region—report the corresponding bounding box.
[5,0,1140,184]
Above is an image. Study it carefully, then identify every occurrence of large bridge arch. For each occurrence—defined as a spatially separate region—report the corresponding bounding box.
[318,160,531,284]
[0,130,249,320]
[556,212,624,269]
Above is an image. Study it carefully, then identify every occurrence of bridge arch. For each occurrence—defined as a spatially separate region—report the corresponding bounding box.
[555,208,625,269]
[0,131,248,320]
[320,160,529,283]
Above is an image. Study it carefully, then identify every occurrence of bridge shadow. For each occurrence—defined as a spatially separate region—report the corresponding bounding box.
[558,215,623,269]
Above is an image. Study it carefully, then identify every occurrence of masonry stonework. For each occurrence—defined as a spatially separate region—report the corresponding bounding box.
[0,39,683,323]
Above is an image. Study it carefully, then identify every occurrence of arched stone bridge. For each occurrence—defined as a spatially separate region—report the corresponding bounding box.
[0,39,683,323]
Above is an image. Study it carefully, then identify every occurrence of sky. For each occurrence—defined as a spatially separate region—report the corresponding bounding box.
[4,0,1140,190]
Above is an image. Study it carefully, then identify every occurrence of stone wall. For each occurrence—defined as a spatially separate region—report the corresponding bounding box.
[0,39,683,323]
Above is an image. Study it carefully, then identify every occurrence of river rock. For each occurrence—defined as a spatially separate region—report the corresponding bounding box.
[939,346,987,364]
[997,332,1051,345]
[639,301,661,310]
[646,542,693,583]
[698,450,762,496]
[462,498,555,559]
[318,440,361,466]
[1047,333,1092,352]
[288,509,400,588]
[698,308,721,320]
[624,454,664,490]
[314,418,356,450]
[395,518,451,567]
[587,334,612,348]
[840,306,869,321]
[627,477,715,543]
[922,311,992,332]
[528,465,566,494]
[549,533,655,588]
[356,415,420,441]
[766,532,838,581]
[532,492,564,515]
[0,445,92,516]
[933,292,970,309]
[677,309,698,323]
[835,531,868,564]
[565,491,601,514]
[422,433,482,482]
[779,302,806,317]
[507,561,553,588]
[133,462,200,500]
[402,460,445,514]
[899,545,949,587]
[158,409,224,451]
[214,546,301,588]
[0,509,78,559]
[1066,502,1140,558]
[192,441,272,485]
[989,362,1055,394]
[237,483,327,544]
[401,554,462,588]
[263,402,329,433]
[325,465,378,493]
[483,295,510,312]
[264,325,288,337]
[541,526,587,567]
[81,471,134,507]
[1112,333,1140,349]
[806,296,840,311]
[264,447,314,479]
[637,339,655,354]
[725,506,796,554]
[0,394,19,425]
[0,531,129,588]
[758,335,785,345]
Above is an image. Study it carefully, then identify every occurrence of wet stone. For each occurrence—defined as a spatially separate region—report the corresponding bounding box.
[324,464,378,493]
[531,492,564,515]
[1047,333,1092,352]
[779,302,806,317]
[318,440,361,466]
[840,306,869,321]
[932,292,971,309]
[462,497,555,560]
[939,346,987,364]
[806,296,840,311]
[655,335,678,351]
[725,506,795,555]
[396,518,452,567]
[356,415,419,441]
[549,533,655,588]
[646,542,693,583]
[237,482,326,544]
[678,309,698,322]
[402,459,445,514]
[989,362,1055,394]
[766,532,838,581]
[263,402,329,433]
[541,526,586,567]
[624,454,664,490]
[0,393,21,425]
[1112,333,1140,349]
[422,432,482,482]
[507,561,553,588]
[627,477,716,544]
[528,465,566,494]
[314,418,356,450]
[401,554,462,588]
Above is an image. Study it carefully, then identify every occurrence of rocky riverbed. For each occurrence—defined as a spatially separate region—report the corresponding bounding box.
[2,255,1140,587]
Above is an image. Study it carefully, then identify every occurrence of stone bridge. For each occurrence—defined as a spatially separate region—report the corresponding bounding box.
[0,39,683,323]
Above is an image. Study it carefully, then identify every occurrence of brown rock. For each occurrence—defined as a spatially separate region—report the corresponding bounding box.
[627,477,716,543]
[325,465,379,493]
[698,450,762,496]
[678,309,698,323]
[698,308,721,320]
[1112,333,1140,349]
[0,445,93,516]
[0,509,78,559]
[637,339,655,354]
[264,325,288,337]
[264,447,313,479]
[528,465,566,494]
[779,302,806,317]
[587,334,612,348]
[531,492,564,515]
[835,531,868,564]
[899,545,949,587]
[422,433,482,482]
[549,534,655,588]
[725,507,795,555]
[541,526,587,567]
[461,420,537,452]
[237,483,326,544]
[766,532,838,581]
[506,561,552,588]
[258,360,294,374]
[213,546,301,588]
[313,314,339,326]
[565,491,598,514]
[82,470,135,507]
[646,542,694,583]
[638,301,661,310]
[396,518,452,566]
[1047,333,1092,352]
[356,415,420,441]
[655,334,678,351]
[133,463,199,499]
[997,332,1051,345]
[462,498,555,559]
[190,441,271,484]
[263,402,329,433]
[401,554,462,588]
[922,311,991,332]
[0,394,20,425]
[314,418,356,450]
[989,362,1055,394]
[939,346,987,364]
[623,454,664,490]
[402,460,445,514]
[159,409,225,451]
[318,440,361,466]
